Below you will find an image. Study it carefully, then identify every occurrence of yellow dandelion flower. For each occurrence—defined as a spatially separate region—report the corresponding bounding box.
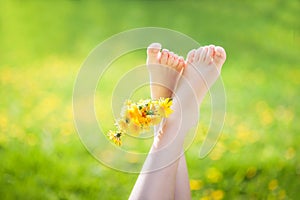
[158,98,173,118]
[128,104,141,121]
[107,130,122,146]
[141,114,152,127]
[108,98,174,146]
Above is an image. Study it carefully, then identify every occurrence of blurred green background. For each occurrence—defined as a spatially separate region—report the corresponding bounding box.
[0,0,299,199]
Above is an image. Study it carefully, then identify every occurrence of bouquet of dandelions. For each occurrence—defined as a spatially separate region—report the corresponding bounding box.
[107,98,173,146]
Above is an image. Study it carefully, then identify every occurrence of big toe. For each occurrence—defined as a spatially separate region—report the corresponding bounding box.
[147,43,162,64]
[213,46,226,69]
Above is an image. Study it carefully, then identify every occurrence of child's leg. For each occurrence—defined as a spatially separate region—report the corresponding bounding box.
[148,43,190,199]
[175,155,191,200]
[130,43,185,199]
[146,43,191,199]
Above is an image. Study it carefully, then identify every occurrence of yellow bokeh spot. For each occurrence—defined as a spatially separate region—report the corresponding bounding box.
[209,142,226,161]
[246,167,257,179]
[40,95,61,114]
[278,189,286,200]
[256,101,274,126]
[200,196,210,200]
[211,190,224,200]
[0,115,8,144]
[190,179,203,191]
[206,167,223,183]
[235,124,259,144]
[268,179,278,191]
[0,68,14,84]
[0,115,8,130]
[64,105,74,120]
[285,147,295,160]
[126,153,139,164]
[228,140,241,153]
[60,122,74,136]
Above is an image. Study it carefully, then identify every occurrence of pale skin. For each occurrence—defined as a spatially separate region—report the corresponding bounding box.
[129,43,226,200]
[146,43,190,200]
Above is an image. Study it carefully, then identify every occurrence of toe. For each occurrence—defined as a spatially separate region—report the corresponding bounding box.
[178,57,185,70]
[213,46,226,69]
[187,49,196,63]
[199,46,208,62]
[147,43,161,54]
[204,45,215,64]
[147,43,161,64]
[194,47,203,62]
[167,52,175,66]
[172,54,179,67]
[160,49,169,65]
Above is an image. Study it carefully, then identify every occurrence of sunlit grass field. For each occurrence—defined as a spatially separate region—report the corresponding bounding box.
[1,1,299,199]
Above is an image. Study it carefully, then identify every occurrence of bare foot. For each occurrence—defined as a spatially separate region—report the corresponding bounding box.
[166,45,227,132]
[182,45,226,102]
[147,43,185,99]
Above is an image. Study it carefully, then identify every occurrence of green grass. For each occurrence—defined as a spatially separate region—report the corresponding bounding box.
[0,0,299,199]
